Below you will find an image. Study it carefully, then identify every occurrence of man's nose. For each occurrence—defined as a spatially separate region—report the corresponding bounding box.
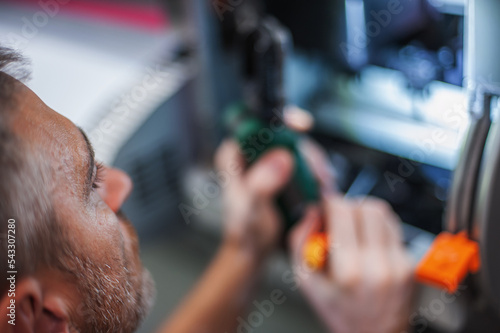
[97,167,133,213]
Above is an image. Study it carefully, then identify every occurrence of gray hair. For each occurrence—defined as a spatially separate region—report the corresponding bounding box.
[0,47,64,297]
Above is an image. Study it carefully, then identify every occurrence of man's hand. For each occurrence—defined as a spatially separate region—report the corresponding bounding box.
[159,142,294,333]
[290,196,415,333]
[215,140,294,259]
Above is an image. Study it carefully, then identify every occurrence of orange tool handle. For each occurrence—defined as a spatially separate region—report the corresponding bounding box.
[303,232,329,270]
[415,231,480,293]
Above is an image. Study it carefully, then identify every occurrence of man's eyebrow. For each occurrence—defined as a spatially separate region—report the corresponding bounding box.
[77,127,95,194]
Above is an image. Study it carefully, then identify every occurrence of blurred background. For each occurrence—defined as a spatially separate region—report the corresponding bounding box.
[0,0,473,331]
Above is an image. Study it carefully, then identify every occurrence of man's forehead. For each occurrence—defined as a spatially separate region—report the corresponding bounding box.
[10,82,92,197]
[11,83,77,144]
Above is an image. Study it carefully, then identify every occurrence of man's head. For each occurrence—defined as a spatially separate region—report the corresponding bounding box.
[0,47,154,332]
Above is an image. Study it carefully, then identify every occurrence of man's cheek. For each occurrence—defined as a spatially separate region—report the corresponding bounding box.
[118,216,142,266]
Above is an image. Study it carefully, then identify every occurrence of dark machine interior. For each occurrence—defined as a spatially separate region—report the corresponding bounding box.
[207,0,467,237]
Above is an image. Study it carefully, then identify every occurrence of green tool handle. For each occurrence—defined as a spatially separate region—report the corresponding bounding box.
[225,104,319,230]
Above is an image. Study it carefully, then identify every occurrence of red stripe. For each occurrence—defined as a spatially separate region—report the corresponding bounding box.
[8,0,169,32]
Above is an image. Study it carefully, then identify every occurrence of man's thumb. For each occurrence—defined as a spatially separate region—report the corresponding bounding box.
[245,149,294,197]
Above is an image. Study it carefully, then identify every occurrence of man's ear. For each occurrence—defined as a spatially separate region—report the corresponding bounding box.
[34,291,72,333]
[0,277,71,333]
[0,277,42,333]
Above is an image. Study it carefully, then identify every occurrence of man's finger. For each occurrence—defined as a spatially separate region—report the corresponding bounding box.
[289,205,322,266]
[299,139,337,194]
[245,149,294,197]
[325,195,361,288]
[214,140,245,179]
[284,105,314,132]
[389,245,414,289]
[356,200,388,248]
[356,197,401,249]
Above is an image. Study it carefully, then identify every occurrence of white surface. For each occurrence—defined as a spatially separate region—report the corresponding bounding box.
[0,3,176,129]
